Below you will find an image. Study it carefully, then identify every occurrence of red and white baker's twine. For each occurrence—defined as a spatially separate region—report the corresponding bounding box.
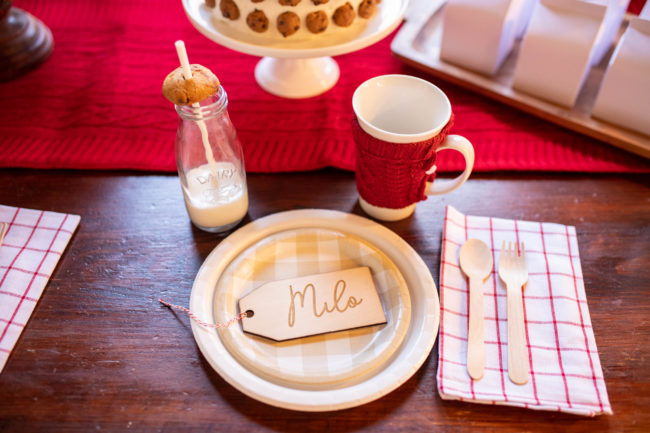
[158,298,247,329]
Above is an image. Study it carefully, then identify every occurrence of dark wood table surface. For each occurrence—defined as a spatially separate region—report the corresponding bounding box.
[0,168,648,432]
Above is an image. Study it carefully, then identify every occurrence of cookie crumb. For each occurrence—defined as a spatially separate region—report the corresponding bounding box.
[247,9,269,32]
[333,2,355,27]
[358,0,376,19]
[219,0,240,20]
[306,10,329,34]
[277,11,301,37]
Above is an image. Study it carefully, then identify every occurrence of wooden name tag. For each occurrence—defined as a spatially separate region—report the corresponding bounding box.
[238,267,387,341]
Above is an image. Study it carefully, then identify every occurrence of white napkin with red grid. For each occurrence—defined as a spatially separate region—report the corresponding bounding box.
[0,205,80,373]
[437,206,611,416]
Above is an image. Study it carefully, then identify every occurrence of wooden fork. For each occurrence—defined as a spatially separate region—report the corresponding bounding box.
[498,241,529,385]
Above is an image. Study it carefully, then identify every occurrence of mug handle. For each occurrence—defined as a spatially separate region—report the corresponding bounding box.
[425,135,475,195]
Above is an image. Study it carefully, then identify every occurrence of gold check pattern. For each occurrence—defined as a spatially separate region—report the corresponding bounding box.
[213,228,411,389]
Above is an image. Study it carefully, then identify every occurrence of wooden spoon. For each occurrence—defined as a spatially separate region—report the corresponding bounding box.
[0,223,7,247]
[459,238,493,380]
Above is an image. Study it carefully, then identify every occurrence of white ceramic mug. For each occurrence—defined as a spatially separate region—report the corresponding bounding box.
[352,74,475,221]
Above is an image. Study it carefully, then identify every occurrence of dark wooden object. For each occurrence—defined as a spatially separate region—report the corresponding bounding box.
[0,1,53,82]
[0,169,648,432]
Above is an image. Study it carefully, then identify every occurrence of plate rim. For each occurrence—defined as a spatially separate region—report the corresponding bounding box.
[190,209,439,411]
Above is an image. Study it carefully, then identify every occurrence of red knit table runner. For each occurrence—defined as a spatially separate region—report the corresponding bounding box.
[0,0,648,173]
[354,117,454,209]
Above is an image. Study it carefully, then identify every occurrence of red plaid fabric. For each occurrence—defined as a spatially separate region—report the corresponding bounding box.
[437,206,611,416]
[0,205,80,372]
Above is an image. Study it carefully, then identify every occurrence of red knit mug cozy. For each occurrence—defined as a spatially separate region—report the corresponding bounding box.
[353,114,455,210]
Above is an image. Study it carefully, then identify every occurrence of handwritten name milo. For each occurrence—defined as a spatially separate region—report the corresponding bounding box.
[287,280,363,327]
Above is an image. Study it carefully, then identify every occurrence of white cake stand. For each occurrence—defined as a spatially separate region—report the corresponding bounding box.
[182,0,409,98]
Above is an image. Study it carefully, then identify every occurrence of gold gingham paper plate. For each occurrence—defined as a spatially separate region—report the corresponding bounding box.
[190,210,439,411]
[214,228,411,388]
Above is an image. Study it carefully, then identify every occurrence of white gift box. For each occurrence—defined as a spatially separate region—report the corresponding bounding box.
[512,0,629,107]
[592,14,650,136]
[515,0,536,38]
[590,0,630,65]
[440,0,535,75]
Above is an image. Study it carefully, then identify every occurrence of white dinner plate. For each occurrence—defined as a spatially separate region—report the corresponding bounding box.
[190,209,439,411]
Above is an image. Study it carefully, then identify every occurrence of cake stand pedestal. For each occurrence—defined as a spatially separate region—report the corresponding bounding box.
[255,57,340,99]
[182,0,408,99]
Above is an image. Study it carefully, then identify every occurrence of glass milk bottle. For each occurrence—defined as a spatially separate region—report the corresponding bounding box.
[175,86,248,233]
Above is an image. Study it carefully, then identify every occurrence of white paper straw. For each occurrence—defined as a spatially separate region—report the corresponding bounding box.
[174,40,219,178]
[175,40,193,80]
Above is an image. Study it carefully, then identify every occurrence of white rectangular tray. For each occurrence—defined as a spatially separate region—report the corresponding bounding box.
[390,0,650,159]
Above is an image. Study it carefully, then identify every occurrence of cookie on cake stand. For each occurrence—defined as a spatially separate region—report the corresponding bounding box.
[182,0,408,98]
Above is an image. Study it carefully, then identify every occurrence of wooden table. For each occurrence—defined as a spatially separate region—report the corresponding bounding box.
[0,168,648,432]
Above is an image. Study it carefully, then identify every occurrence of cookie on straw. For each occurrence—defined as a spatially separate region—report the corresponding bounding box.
[162,64,220,106]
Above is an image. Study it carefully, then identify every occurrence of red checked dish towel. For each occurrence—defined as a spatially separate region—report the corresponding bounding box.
[437,206,611,416]
[0,205,80,372]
